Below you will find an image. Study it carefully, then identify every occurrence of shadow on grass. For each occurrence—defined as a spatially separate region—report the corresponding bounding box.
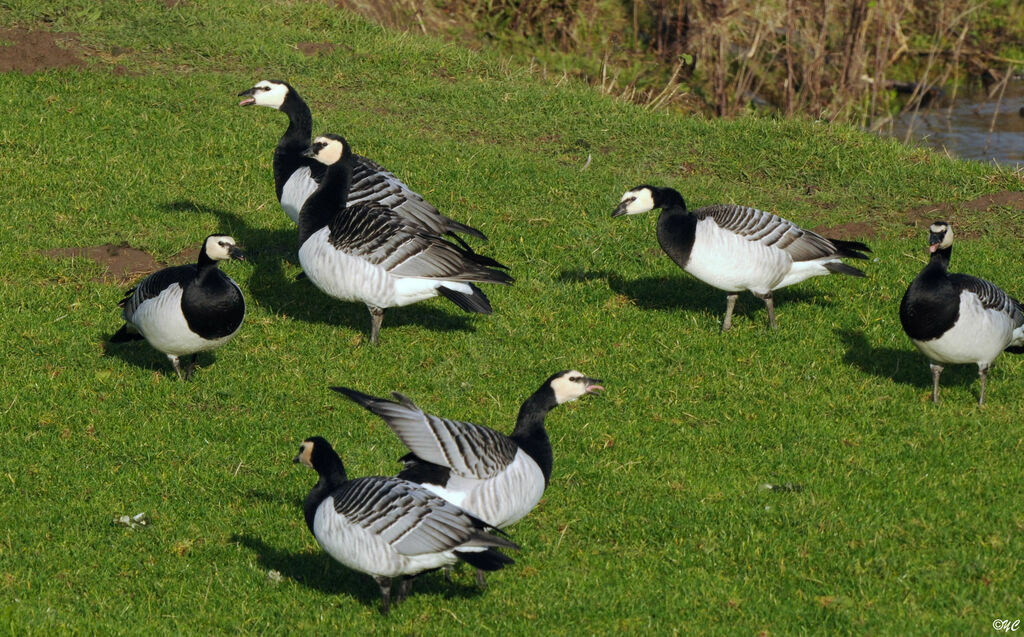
[102,338,220,379]
[557,268,832,322]
[160,200,479,340]
[835,328,982,393]
[231,533,486,610]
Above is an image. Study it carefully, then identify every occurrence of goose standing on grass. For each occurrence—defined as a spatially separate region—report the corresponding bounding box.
[109,235,247,380]
[293,436,518,615]
[613,185,871,331]
[237,79,487,244]
[298,134,512,344]
[899,221,1024,404]
[330,371,603,584]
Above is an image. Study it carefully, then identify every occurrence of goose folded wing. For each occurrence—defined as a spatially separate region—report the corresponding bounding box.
[330,477,485,555]
[119,265,197,317]
[370,392,519,479]
[950,274,1024,324]
[349,155,486,240]
[700,204,839,261]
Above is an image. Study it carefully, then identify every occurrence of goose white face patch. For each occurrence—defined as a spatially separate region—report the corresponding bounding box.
[204,235,237,261]
[295,442,314,468]
[251,80,288,109]
[312,136,345,166]
[551,369,591,405]
[930,222,953,249]
[621,188,655,215]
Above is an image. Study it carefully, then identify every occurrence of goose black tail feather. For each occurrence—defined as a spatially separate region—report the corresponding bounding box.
[1005,345,1024,354]
[824,262,866,277]
[109,324,143,343]
[829,238,872,260]
[437,284,493,314]
[456,548,515,571]
[446,223,489,243]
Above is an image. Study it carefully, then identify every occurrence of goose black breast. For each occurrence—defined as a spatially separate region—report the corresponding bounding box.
[181,270,245,339]
[899,270,960,341]
[656,210,698,269]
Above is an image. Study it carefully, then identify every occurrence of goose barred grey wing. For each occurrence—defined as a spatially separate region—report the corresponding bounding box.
[332,387,518,480]
[331,476,515,555]
[119,265,197,320]
[328,203,512,283]
[696,204,842,262]
[950,274,1024,325]
[348,155,487,240]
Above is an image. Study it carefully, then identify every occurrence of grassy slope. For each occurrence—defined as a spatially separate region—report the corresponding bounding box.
[1,1,1023,634]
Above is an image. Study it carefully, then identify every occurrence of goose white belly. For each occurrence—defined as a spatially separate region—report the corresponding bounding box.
[280,167,318,224]
[313,497,457,578]
[912,292,1017,366]
[129,285,236,356]
[299,228,452,308]
[684,221,791,294]
[424,450,545,529]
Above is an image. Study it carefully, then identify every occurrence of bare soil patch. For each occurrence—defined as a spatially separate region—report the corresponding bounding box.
[297,42,337,56]
[904,190,1024,238]
[0,27,84,73]
[42,244,199,284]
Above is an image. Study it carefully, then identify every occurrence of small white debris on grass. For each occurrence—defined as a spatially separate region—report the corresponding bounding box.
[266,570,283,584]
[113,512,149,529]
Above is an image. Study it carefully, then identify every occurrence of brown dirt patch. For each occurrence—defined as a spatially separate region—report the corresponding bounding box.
[0,27,84,73]
[811,221,878,241]
[42,243,200,284]
[297,42,337,56]
[904,190,1024,238]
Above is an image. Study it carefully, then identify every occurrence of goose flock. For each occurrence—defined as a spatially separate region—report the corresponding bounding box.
[102,78,1022,614]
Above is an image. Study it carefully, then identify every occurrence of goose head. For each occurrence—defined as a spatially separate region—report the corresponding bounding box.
[302,134,350,166]
[238,80,291,109]
[548,370,604,405]
[202,235,246,262]
[928,221,953,253]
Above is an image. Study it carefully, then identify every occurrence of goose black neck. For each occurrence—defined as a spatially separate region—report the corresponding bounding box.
[509,385,558,486]
[303,446,347,534]
[652,187,686,212]
[196,248,220,269]
[299,156,352,245]
[279,90,313,151]
[929,245,952,271]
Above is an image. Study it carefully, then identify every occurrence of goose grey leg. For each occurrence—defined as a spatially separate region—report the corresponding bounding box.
[396,576,415,604]
[184,354,199,380]
[978,365,989,406]
[169,355,184,381]
[375,576,393,615]
[929,363,943,403]
[721,294,739,332]
[755,292,777,331]
[475,569,488,589]
[368,305,386,345]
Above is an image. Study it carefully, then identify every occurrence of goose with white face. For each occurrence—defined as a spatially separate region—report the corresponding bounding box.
[237,80,289,109]
[549,370,605,404]
[302,135,346,166]
[928,222,953,253]
[612,187,656,217]
[203,235,246,262]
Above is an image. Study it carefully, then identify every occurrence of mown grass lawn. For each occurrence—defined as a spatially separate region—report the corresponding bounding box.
[1,1,1023,634]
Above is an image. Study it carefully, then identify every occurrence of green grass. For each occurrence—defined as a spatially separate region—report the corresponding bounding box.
[2,1,1024,634]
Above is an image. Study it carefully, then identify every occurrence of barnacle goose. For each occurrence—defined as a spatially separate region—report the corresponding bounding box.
[108,235,246,380]
[237,79,487,244]
[899,221,1024,404]
[294,436,518,615]
[298,134,512,344]
[613,185,871,331]
[331,371,602,583]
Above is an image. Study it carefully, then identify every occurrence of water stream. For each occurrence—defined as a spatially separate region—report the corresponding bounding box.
[882,79,1024,167]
